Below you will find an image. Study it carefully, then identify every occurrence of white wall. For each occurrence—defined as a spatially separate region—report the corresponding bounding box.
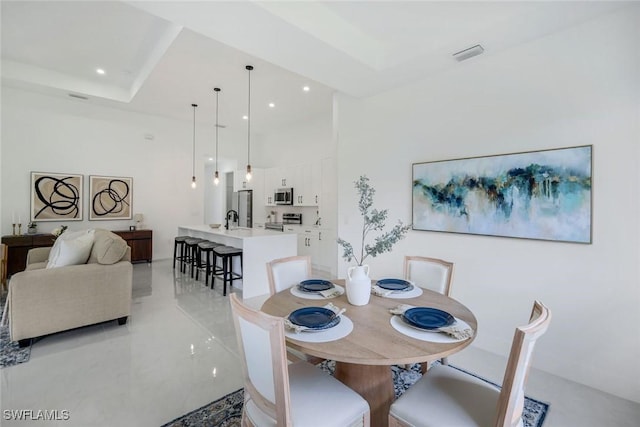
[1,87,246,260]
[253,114,335,168]
[204,158,237,225]
[336,7,640,402]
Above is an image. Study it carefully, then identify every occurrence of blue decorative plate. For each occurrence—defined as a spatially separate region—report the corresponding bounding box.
[298,279,334,293]
[401,307,455,330]
[377,278,413,291]
[288,307,340,330]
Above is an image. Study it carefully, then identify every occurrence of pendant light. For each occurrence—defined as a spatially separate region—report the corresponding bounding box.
[191,103,198,189]
[245,65,253,181]
[213,88,221,186]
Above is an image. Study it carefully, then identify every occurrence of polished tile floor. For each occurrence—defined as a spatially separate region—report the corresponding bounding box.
[1,260,638,426]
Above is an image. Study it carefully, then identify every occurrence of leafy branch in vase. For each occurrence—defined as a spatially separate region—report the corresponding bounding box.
[337,175,410,266]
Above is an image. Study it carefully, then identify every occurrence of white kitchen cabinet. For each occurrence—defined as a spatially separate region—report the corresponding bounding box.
[264,168,278,205]
[284,224,302,234]
[294,226,333,273]
[298,228,319,260]
[264,166,298,205]
[297,233,311,257]
[310,162,322,206]
[319,157,336,230]
[233,169,245,192]
[293,162,321,206]
[274,166,296,189]
[263,159,324,207]
[316,228,335,274]
[292,164,304,206]
[233,168,263,192]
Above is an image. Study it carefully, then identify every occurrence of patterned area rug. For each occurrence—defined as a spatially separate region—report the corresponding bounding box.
[0,295,32,369]
[162,361,549,427]
[161,389,243,427]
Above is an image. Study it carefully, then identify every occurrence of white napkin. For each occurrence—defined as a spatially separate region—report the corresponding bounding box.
[318,287,342,298]
[389,304,416,315]
[389,304,473,339]
[371,285,393,297]
[284,303,346,334]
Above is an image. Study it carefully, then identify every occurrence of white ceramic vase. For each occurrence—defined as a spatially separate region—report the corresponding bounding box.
[346,265,372,306]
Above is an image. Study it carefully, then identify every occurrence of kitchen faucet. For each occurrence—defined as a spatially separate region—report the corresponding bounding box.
[225,210,239,230]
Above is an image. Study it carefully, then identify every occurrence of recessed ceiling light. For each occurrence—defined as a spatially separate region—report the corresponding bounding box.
[303,86,310,92]
[268,103,275,108]
[96,68,105,75]
[242,115,248,120]
[209,157,213,161]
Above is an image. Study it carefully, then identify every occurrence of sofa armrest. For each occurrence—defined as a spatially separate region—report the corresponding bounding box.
[123,246,131,262]
[27,247,51,265]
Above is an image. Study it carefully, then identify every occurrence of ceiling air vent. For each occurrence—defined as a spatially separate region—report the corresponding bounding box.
[452,44,484,62]
[68,93,88,100]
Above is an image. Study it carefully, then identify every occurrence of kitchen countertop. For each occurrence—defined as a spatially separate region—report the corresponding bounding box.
[180,225,292,239]
[280,224,325,229]
[177,225,298,300]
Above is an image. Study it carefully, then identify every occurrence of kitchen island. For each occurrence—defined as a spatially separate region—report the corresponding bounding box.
[177,225,297,302]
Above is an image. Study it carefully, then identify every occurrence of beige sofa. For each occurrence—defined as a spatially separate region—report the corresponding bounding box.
[7,229,133,346]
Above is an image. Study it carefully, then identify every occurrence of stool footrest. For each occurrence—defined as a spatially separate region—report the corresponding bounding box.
[211,247,243,296]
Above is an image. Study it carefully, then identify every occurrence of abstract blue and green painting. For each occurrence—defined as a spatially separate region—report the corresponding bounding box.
[412,145,592,243]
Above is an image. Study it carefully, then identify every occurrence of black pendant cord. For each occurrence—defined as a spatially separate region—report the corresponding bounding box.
[214,88,220,172]
[192,103,197,181]
[246,65,253,169]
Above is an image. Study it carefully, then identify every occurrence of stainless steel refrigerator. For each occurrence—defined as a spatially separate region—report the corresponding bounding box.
[236,190,253,228]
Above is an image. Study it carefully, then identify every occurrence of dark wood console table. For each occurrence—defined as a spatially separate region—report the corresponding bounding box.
[1,234,56,277]
[1,229,153,276]
[113,229,153,263]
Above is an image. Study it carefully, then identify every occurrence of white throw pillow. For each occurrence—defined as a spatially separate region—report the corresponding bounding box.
[46,229,96,268]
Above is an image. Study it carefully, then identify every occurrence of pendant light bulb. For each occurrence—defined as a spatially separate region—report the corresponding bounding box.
[246,164,252,181]
[213,170,220,185]
[191,176,197,189]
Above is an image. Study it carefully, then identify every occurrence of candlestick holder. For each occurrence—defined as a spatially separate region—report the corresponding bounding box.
[18,223,22,235]
[12,223,16,236]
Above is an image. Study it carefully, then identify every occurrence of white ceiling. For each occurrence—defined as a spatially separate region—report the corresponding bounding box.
[1,1,630,135]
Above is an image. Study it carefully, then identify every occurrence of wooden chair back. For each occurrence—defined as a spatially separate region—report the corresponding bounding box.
[495,300,551,427]
[229,293,293,426]
[266,255,311,296]
[403,256,454,296]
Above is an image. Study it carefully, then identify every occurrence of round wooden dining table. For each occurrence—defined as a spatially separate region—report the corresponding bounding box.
[261,280,478,427]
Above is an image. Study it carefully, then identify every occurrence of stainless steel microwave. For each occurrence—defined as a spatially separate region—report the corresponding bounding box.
[274,188,293,205]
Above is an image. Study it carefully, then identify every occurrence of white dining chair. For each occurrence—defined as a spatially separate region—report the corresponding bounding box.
[266,255,312,296]
[388,300,551,427]
[403,256,454,296]
[230,293,371,427]
[266,255,325,364]
[403,255,454,369]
